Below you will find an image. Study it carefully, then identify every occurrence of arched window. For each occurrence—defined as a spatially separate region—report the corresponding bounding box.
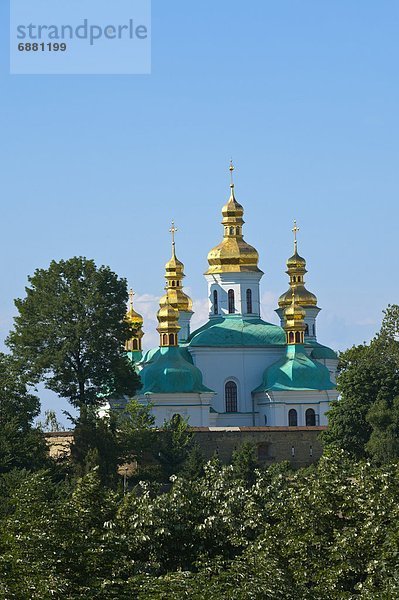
[295,331,302,343]
[213,290,218,315]
[229,227,234,235]
[305,324,309,336]
[133,339,138,350]
[293,276,296,283]
[306,408,316,426]
[289,331,295,343]
[169,333,175,346]
[312,324,316,336]
[172,281,175,287]
[162,334,168,346]
[225,381,238,413]
[288,409,298,427]
[228,289,235,314]
[246,289,253,314]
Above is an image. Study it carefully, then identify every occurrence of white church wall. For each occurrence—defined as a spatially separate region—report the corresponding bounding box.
[205,272,263,318]
[137,393,212,427]
[255,389,338,427]
[190,346,285,418]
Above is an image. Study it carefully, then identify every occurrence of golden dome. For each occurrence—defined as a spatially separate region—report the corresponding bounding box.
[278,221,318,309]
[278,286,318,309]
[160,289,193,313]
[125,289,144,353]
[126,289,143,325]
[205,165,262,276]
[285,293,306,322]
[157,300,178,323]
[284,293,306,345]
[286,250,307,269]
[157,294,180,347]
[162,221,193,313]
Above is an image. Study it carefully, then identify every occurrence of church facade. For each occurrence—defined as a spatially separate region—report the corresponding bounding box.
[122,165,339,428]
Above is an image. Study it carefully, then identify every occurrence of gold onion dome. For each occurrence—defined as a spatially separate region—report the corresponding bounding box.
[278,221,318,309]
[159,221,193,313]
[284,292,306,345]
[126,289,143,325]
[125,289,144,353]
[285,292,306,323]
[157,293,180,347]
[205,163,262,275]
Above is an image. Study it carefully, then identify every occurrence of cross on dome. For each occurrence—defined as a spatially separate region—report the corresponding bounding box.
[229,159,235,187]
[129,288,135,310]
[292,220,300,252]
[169,220,178,249]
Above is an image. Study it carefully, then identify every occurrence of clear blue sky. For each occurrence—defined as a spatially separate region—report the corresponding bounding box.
[1,1,398,424]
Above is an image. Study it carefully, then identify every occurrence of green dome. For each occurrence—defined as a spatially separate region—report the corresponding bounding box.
[141,346,194,366]
[307,342,338,360]
[141,347,160,365]
[254,345,336,393]
[126,350,143,366]
[140,346,212,394]
[188,316,286,348]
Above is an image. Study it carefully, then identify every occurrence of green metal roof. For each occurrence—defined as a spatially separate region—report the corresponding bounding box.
[140,346,212,395]
[126,350,143,365]
[188,316,286,348]
[141,346,194,366]
[253,344,336,393]
[307,342,338,360]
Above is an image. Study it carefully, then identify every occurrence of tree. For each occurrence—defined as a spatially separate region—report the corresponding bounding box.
[156,414,193,480]
[0,352,48,473]
[38,409,63,432]
[231,441,259,486]
[323,305,399,461]
[7,257,141,416]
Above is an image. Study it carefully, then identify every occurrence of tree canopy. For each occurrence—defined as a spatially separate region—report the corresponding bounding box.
[0,352,48,473]
[7,257,141,413]
[323,304,399,462]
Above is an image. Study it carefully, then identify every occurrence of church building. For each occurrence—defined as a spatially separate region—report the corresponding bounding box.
[122,165,338,428]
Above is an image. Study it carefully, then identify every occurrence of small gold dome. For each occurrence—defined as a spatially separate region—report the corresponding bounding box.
[126,289,143,324]
[278,222,318,309]
[125,289,144,353]
[286,250,307,269]
[157,300,178,323]
[284,293,306,345]
[160,289,193,313]
[165,253,184,276]
[285,294,306,322]
[205,170,262,276]
[162,222,193,313]
[278,286,318,309]
[157,294,180,346]
[222,193,244,220]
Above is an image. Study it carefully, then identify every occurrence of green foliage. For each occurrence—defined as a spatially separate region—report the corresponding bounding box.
[180,443,206,480]
[323,305,399,461]
[0,352,48,473]
[7,257,140,412]
[156,414,193,479]
[231,441,259,486]
[2,454,399,597]
[70,412,121,485]
[39,409,63,432]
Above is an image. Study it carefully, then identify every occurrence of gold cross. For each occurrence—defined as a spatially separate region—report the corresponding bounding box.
[292,220,300,251]
[129,288,135,310]
[169,220,178,247]
[229,159,235,186]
